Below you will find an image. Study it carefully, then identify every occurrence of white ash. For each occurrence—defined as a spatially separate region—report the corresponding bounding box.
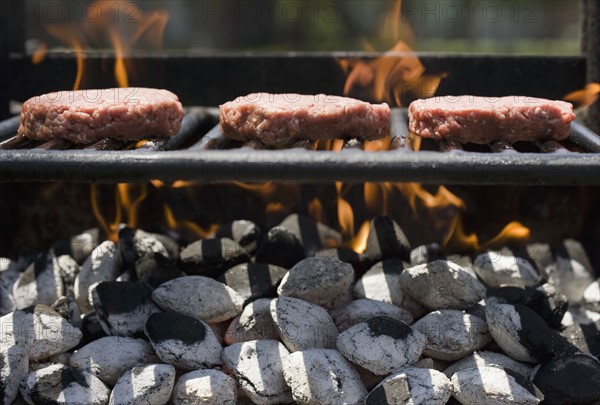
[546,256,595,305]
[399,260,486,310]
[365,367,453,405]
[336,316,426,375]
[12,253,64,310]
[279,214,343,257]
[56,255,80,290]
[171,369,238,405]
[412,310,492,362]
[220,263,287,305]
[270,297,338,352]
[451,366,543,405]
[474,250,542,288]
[561,306,600,327]
[144,312,223,371]
[92,281,160,337]
[0,305,82,361]
[277,257,354,310]
[0,284,14,315]
[69,336,158,386]
[52,228,101,265]
[109,364,175,405]
[446,254,477,276]
[224,298,280,345]
[582,278,600,312]
[151,275,244,323]
[443,351,533,379]
[222,340,293,404]
[282,349,367,405]
[485,303,553,363]
[74,241,122,313]
[354,259,427,318]
[29,352,71,372]
[1,343,28,405]
[332,298,413,332]
[20,364,110,405]
[118,226,170,265]
[364,216,411,262]
[410,243,444,266]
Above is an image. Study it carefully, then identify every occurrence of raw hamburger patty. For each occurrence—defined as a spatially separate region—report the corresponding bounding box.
[408,96,576,144]
[18,88,183,144]
[220,93,390,146]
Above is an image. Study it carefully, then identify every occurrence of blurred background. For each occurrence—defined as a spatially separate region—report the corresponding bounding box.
[22,0,581,55]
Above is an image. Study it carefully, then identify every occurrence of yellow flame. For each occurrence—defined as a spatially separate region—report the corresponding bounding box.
[350,220,371,253]
[564,83,600,107]
[31,42,48,65]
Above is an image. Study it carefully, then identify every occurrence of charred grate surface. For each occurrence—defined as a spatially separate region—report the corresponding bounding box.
[0,108,599,185]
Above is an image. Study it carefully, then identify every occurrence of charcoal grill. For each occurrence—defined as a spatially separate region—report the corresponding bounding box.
[1,2,600,186]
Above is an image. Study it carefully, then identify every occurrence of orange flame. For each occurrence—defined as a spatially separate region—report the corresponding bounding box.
[31,42,48,65]
[564,83,600,107]
[308,198,324,223]
[350,221,371,254]
[163,204,219,239]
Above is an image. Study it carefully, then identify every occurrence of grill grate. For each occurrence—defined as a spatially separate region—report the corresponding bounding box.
[1,108,599,185]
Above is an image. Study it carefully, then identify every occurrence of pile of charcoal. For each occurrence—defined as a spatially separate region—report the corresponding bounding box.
[1,214,599,405]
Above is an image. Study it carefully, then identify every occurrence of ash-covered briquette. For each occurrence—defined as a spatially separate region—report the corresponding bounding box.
[69,336,157,386]
[19,364,110,405]
[52,228,102,265]
[118,226,170,266]
[532,353,600,405]
[282,349,367,405]
[474,249,542,288]
[559,320,600,358]
[277,257,354,310]
[171,369,238,405]
[78,311,108,348]
[412,310,492,361]
[74,240,122,314]
[443,351,533,379]
[223,340,293,404]
[332,298,414,332]
[410,243,444,266]
[486,303,554,363]
[364,216,412,263]
[109,364,176,405]
[365,367,453,405]
[279,214,343,257]
[151,275,244,323]
[12,252,63,310]
[219,263,287,305]
[486,285,568,330]
[144,312,222,370]
[180,237,249,278]
[215,219,263,255]
[546,255,596,305]
[451,366,543,405]
[399,260,487,310]
[224,298,280,345]
[1,343,28,405]
[583,279,600,312]
[55,255,80,291]
[270,297,338,352]
[336,316,426,375]
[134,252,181,288]
[315,248,371,275]
[254,226,305,269]
[354,258,427,319]
[91,281,159,337]
[51,295,82,329]
[1,305,82,361]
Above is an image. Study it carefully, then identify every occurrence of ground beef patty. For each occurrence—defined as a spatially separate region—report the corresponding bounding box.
[408,96,576,144]
[18,88,183,144]
[220,93,390,146]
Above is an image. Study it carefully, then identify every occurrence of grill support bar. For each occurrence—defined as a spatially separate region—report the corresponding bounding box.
[0,149,598,185]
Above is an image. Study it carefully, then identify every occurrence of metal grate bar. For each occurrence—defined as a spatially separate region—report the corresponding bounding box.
[0,116,20,141]
[439,139,463,152]
[571,120,600,152]
[36,138,73,150]
[490,140,518,153]
[188,123,230,150]
[535,140,569,153]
